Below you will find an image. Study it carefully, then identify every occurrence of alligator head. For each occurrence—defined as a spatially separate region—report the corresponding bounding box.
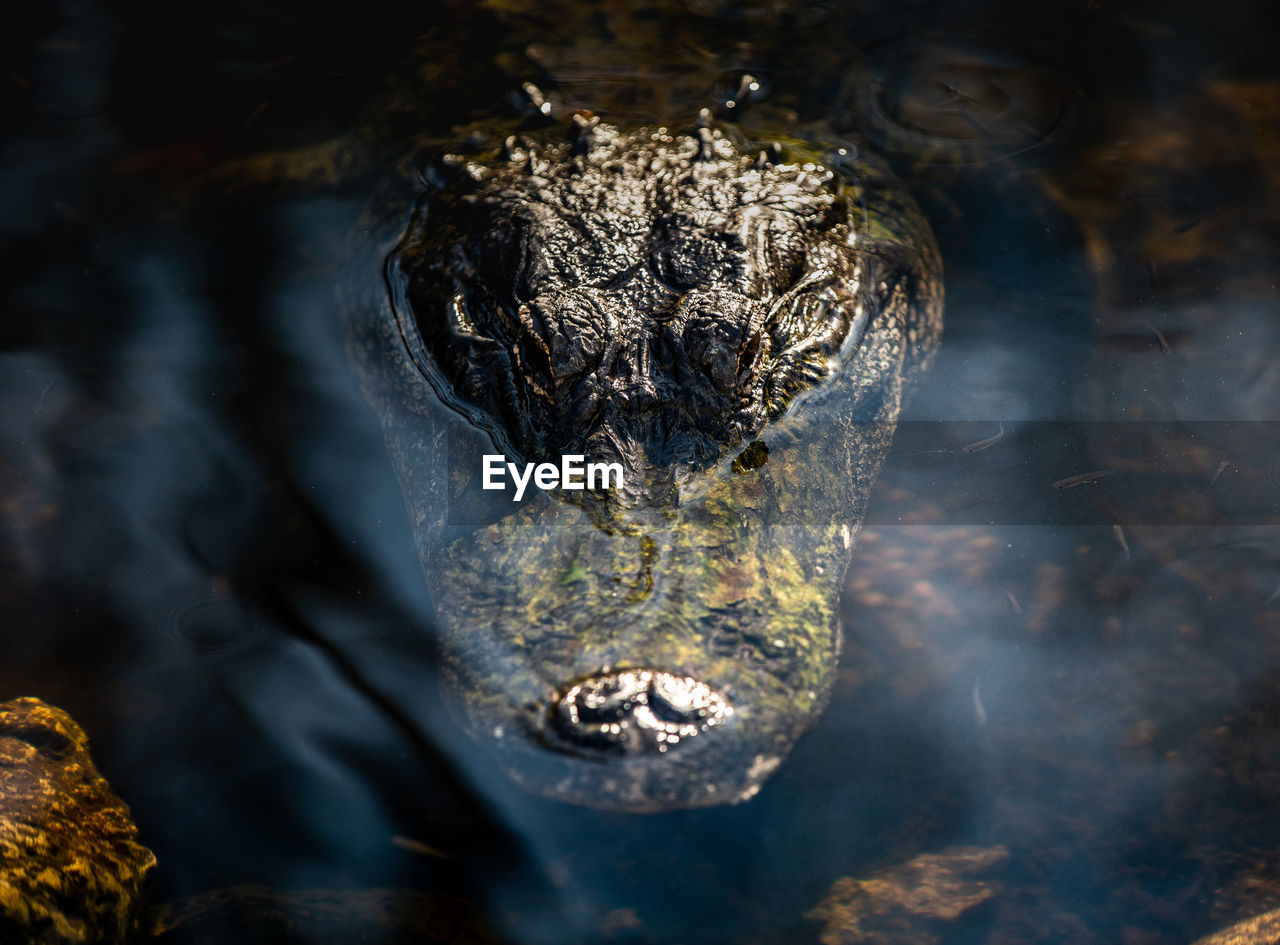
[351,111,942,810]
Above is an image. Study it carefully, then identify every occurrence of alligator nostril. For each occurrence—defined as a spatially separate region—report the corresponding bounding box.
[549,669,733,757]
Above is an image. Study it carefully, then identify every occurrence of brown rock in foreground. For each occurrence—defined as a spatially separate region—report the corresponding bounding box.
[807,845,1008,945]
[0,697,156,944]
[1191,907,1280,945]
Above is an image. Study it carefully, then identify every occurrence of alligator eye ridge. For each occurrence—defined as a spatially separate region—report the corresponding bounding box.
[392,121,876,475]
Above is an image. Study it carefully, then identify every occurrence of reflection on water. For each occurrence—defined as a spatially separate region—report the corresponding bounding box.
[2,0,1279,942]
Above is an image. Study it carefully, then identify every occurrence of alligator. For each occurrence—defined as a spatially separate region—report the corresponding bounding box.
[346,103,943,810]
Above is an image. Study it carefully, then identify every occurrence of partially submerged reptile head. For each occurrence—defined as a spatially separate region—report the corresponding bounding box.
[354,111,942,810]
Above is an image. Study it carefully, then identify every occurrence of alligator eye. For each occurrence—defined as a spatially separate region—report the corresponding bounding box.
[679,290,768,393]
[767,282,859,362]
[519,291,611,384]
[517,317,553,382]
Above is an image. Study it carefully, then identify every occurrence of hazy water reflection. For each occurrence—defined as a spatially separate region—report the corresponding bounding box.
[2,1,1278,943]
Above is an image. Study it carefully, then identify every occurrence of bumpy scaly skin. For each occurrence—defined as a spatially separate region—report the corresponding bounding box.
[347,114,942,810]
[0,698,156,944]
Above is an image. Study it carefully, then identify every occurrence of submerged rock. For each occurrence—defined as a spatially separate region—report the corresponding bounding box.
[1191,908,1280,945]
[0,697,155,945]
[806,845,1007,945]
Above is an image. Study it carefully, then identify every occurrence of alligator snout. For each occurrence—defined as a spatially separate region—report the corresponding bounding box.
[549,669,734,757]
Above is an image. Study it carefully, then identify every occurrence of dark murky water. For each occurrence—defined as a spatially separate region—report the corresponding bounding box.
[3,1,1279,942]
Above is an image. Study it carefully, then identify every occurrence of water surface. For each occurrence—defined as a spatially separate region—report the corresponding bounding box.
[2,1,1279,942]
